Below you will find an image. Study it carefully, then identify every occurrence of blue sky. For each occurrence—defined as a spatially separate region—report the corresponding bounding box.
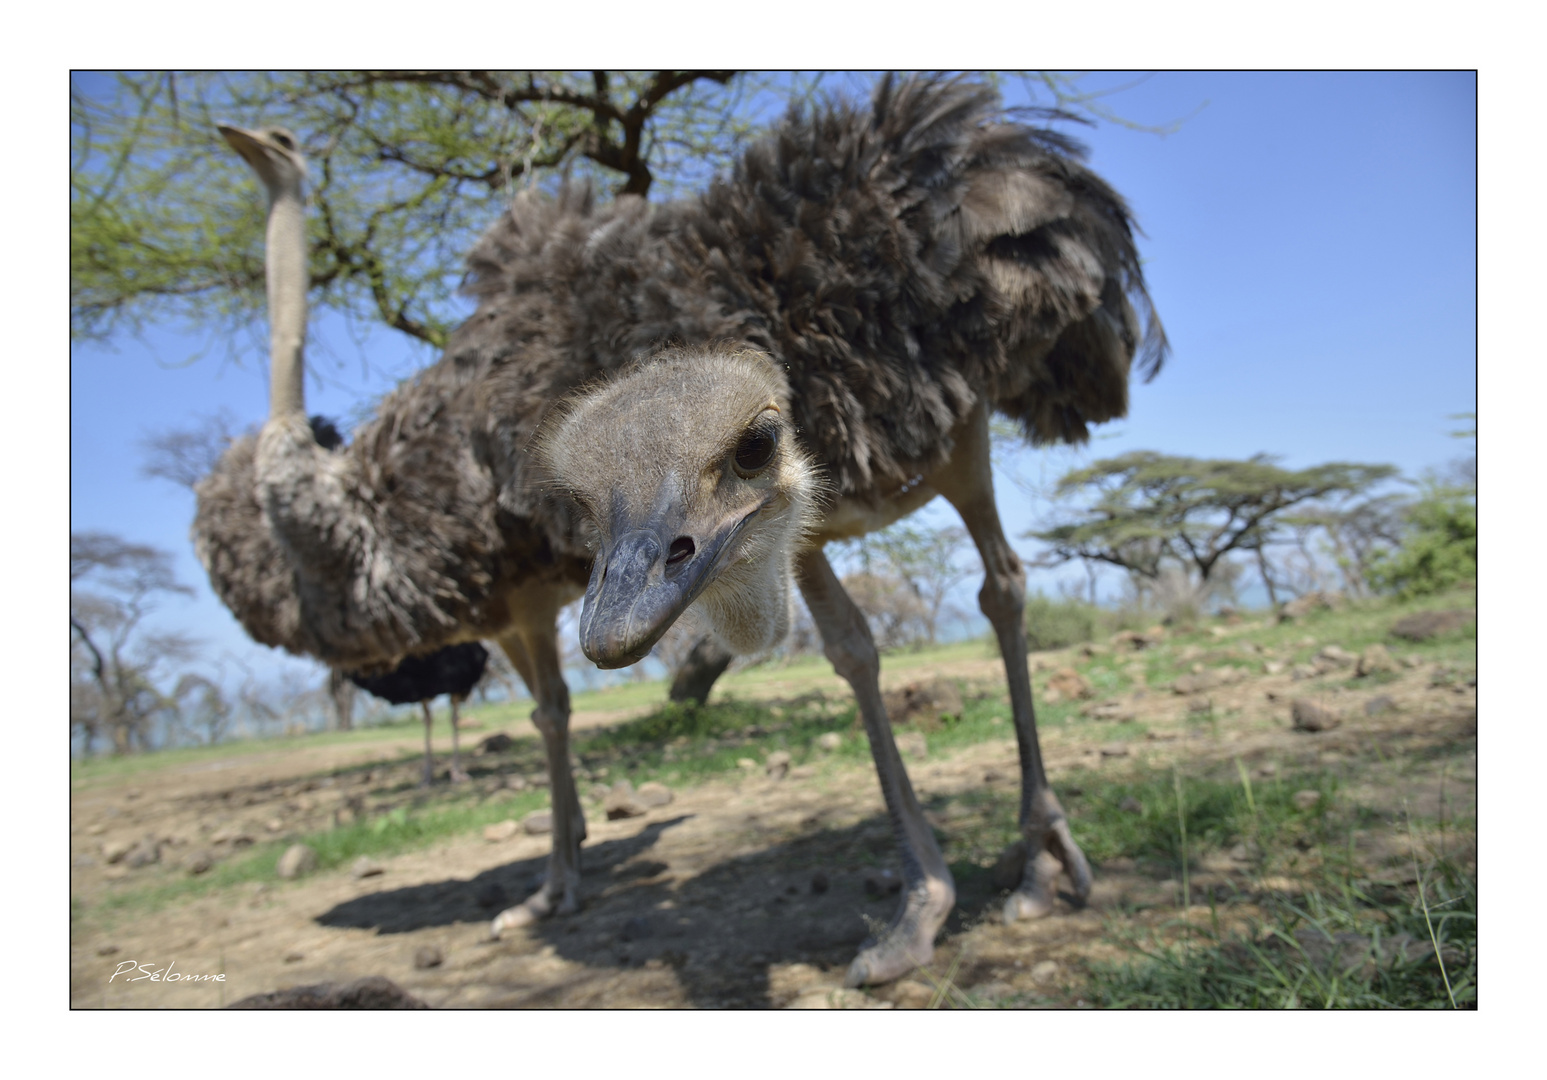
[69,72,1478,695]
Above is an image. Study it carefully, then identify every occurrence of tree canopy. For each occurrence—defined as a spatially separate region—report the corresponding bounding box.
[1026,451,1398,595]
[71,70,1167,355]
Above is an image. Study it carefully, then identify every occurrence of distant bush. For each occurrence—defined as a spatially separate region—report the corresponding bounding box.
[1023,593,1100,651]
[1367,483,1476,598]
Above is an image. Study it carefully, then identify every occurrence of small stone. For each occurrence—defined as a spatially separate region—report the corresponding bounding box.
[765,750,792,779]
[1364,695,1397,717]
[479,729,515,752]
[864,870,902,897]
[810,871,830,894]
[283,952,305,964]
[1100,742,1130,758]
[521,810,553,835]
[984,769,1005,783]
[1030,960,1059,984]
[736,758,758,770]
[185,851,214,875]
[815,732,843,752]
[1292,789,1323,811]
[1291,699,1342,733]
[1187,698,1214,716]
[621,916,653,942]
[636,782,674,807]
[413,945,443,969]
[1255,762,1279,778]
[604,780,647,820]
[100,838,134,865]
[351,856,385,880]
[1290,663,1319,681]
[503,774,529,792]
[1317,644,1357,667]
[97,944,120,957]
[125,839,161,869]
[1356,644,1398,677]
[483,819,519,842]
[1118,795,1144,814]
[276,843,318,879]
[1263,660,1286,675]
[1045,667,1094,702]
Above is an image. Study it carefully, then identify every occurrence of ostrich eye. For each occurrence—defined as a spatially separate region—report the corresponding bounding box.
[270,131,295,151]
[733,421,779,477]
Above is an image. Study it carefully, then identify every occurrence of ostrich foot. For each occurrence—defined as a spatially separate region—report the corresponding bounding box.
[844,877,954,988]
[489,882,579,938]
[1002,816,1092,924]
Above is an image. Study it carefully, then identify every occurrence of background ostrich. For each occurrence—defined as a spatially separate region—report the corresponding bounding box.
[203,125,728,932]
[197,75,1162,957]
[347,642,488,786]
[535,77,1166,985]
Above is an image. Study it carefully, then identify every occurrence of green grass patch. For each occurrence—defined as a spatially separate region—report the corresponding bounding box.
[1085,858,1475,1008]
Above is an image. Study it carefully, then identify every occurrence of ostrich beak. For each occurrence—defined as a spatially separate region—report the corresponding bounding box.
[579,480,771,669]
[218,125,266,166]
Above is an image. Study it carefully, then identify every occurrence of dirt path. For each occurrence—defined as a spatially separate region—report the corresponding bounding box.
[71,646,1475,1009]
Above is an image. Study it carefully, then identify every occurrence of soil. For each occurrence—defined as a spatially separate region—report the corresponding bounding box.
[71,643,1476,1009]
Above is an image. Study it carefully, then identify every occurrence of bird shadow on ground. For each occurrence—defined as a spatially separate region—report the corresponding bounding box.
[314,810,1026,1008]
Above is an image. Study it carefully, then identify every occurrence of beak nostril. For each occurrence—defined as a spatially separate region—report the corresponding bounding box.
[666,537,696,566]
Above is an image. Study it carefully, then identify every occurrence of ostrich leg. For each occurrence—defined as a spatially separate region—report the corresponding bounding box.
[448,697,471,783]
[491,595,586,935]
[419,701,435,788]
[930,402,1092,922]
[795,547,955,987]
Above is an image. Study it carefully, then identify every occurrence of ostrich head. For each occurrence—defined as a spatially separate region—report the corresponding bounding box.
[217,125,307,198]
[538,344,822,668]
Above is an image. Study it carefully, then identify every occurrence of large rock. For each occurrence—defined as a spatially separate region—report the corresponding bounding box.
[276,843,318,879]
[881,678,963,726]
[482,820,519,842]
[1356,644,1398,677]
[1291,699,1343,733]
[227,976,429,1010]
[1390,609,1475,642]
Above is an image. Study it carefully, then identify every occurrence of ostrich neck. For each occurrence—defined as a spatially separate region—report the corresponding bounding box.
[265,187,307,418]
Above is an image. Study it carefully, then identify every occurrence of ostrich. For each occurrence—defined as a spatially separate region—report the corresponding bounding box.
[534,77,1166,986]
[347,642,488,786]
[197,76,1162,968]
[203,125,725,932]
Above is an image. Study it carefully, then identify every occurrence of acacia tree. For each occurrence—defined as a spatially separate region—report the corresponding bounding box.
[70,532,199,754]
[840,522,976,647]
[1027,452,1397,609]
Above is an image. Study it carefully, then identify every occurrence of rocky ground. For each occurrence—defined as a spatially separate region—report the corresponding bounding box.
[71,603,1476,1009]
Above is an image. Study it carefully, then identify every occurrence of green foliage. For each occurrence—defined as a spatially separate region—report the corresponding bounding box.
[1023,591,1099,651]
[71,71,746,347]
[1367,483,1477,599]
